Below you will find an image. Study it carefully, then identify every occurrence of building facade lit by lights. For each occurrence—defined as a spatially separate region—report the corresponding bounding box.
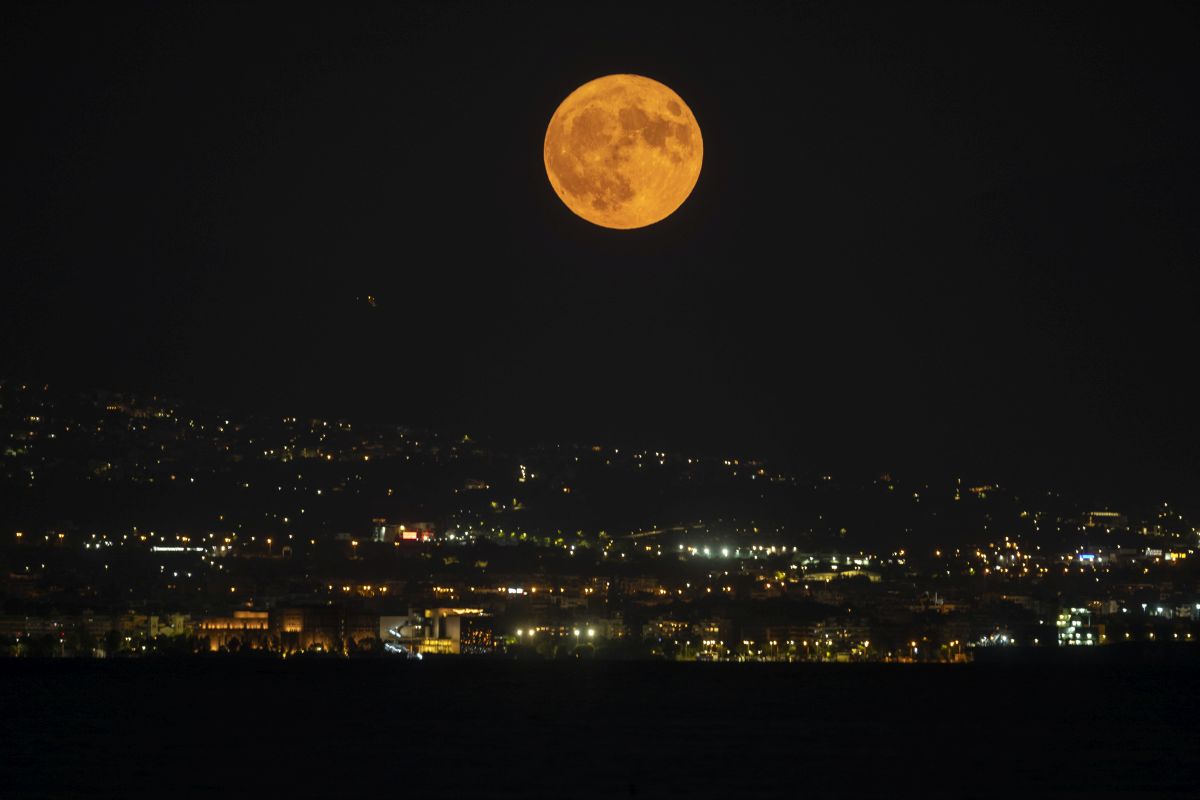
[1085,511,1128,531]
[379,608,494,655]
[1056,607,1104,646]
[197,610,270,651]
[372,520,436,543]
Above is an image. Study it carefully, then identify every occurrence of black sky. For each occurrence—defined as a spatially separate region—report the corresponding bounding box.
[3,2,1198,494]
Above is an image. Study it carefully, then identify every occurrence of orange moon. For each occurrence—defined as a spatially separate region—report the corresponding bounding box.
[544,74,703,229]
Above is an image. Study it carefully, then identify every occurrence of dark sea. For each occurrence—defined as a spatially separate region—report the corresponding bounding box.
[2,659,1198,799]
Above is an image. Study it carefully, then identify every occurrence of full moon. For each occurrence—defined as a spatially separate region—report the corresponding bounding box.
[544,74,703,229]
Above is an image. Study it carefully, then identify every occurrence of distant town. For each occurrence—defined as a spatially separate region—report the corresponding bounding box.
[2,379,1197,661]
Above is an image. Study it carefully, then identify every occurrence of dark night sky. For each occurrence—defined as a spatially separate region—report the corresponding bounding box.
[3,2,1198,493]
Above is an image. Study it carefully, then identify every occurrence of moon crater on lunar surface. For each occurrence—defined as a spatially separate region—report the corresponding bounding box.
[544,74,703,229]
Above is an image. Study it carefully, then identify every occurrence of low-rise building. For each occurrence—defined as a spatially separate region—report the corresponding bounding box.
[1056,607,1104,646]
[197,610,270,651]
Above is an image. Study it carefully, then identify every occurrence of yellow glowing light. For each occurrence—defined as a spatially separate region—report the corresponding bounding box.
[544,74,702,229]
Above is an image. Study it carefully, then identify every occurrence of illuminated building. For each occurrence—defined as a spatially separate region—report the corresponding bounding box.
[380,614,425,642]
[691,618,732,644]
[644,618,690,639]
[148,613,192,638]
[414,638,456,655]
[270,606,379,653]
[372,520,436,543]
[801,569,881,583]
[197,611,270,651]
[380,613,428,656]
[1085,511,1127,531]
[379,609,493,655]
[425,607,493,654]
[1056,608,1104,646]
[447,615,495,654]
[763,624,816,648]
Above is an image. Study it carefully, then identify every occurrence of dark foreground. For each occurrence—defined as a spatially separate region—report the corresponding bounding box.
[2,659,1198,799]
